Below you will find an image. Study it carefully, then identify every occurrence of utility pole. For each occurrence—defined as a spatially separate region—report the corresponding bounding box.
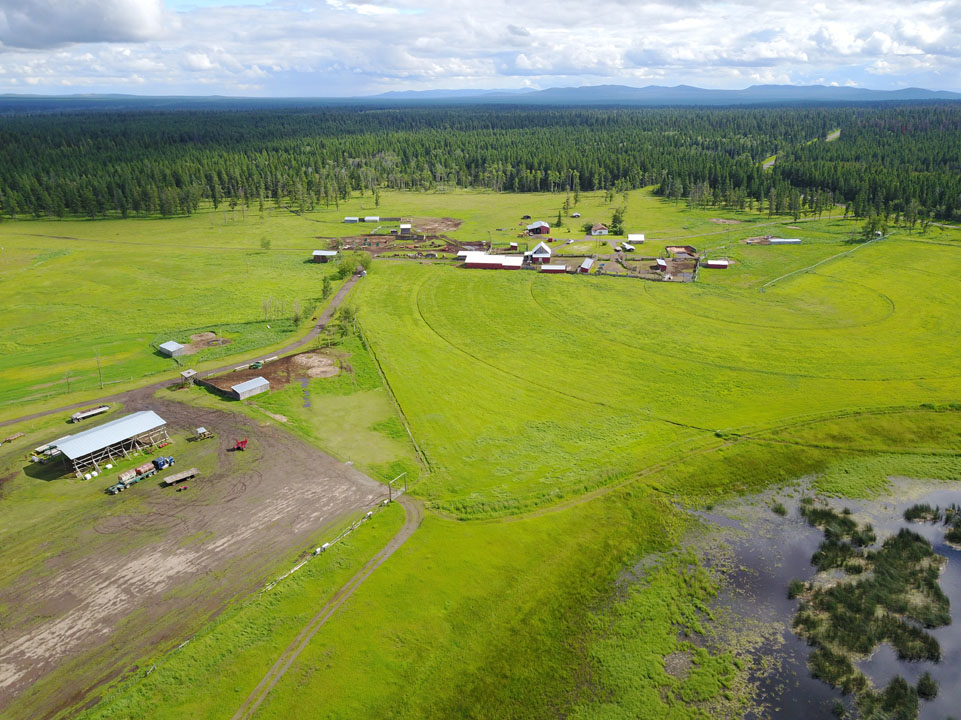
[96,353,103,390]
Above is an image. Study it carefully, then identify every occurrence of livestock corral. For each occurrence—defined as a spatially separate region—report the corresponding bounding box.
[199,349,343,398]
[320,217,467,258]
[0,389,386,719]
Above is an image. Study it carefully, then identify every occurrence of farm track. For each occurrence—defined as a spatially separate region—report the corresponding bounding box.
[231,495,424,720]
[0,274,361,430]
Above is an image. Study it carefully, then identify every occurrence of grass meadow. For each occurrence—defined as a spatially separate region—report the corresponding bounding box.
[2,188,961,719]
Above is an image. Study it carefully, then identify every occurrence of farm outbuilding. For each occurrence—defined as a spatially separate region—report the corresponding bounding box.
[158,341,185,357]
[231,376,269,400]
[526,221,550,235]
[463,253,524,270]
[343,216,359,223]
[399,223,412,235]
[591,223,609,236]
[628,233,645,243]
[312,250,338,263]
[579,257,595,273]
[540,264,567,274]
[527,241,552,264]
[703,259,730,269]
[50,410,170,477]
[571,212,581,218]
[656,258,668,270]
[769,238,802,245]
[363,216,380,223]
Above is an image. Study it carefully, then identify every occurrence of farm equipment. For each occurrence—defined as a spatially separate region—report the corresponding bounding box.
[70,405,110,423]
[106,456,175,494]
[152,456,175,471]
[162,467,199,487]
[231,438,248,452]
[249,361,264,370]
[195,427,213,440]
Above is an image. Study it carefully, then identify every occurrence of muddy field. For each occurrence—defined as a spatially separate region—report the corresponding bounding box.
[204,350,343,394]
[0,388,385,719]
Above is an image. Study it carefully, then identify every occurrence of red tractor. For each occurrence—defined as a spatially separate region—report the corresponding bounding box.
[231,438,248,452]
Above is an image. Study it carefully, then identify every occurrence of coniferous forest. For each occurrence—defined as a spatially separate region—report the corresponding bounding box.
[1,102,960,223]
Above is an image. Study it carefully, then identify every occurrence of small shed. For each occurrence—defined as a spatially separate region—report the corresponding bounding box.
[400,223,412,235]
[527,221,550,235]
[571,212,581,218]
[591,223,609,236]
[656,258,668,271]
[703,259,730,269]
[231,376,269,400]
[578,257,594,274]
[180,369,197,387]
[312,250,338,263]
[769,238,802,245]
[159,341,185,357]
[509,242,518,250]
[343,216,359,223]
[528,241,552,264]
[540,264,567,274]
[628,233,645,243]
[363,215,380,223]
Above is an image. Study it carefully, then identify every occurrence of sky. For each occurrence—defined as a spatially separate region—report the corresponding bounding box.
[0,0,958,96]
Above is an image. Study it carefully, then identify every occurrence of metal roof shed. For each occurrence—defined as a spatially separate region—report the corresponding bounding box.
[232,376,270,400]
[312,249,338,263]
[53,411,169,477]
[158,341,185,357]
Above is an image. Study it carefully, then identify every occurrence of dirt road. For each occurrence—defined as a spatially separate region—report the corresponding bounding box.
[0,386,387,719]
[232,495,424,720]
[0,274,362,431]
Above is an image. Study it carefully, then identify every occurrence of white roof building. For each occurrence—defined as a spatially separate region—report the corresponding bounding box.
[158,341,185,357]
[363,216,380,223]
[628,233,645,242]
[527,220,550,231]
[232,376,270,400]
[529,241,552,258]
[343,216,359,223]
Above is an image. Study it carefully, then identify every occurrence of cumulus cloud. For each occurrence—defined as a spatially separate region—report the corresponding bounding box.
[0,0,957,95]
[0,0,172,49]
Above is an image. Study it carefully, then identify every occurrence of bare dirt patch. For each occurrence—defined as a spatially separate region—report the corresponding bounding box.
[709,218,743,225]
[292,352,339,378]
[0,388,385,718]
[183,331,232,355]
[415,217,462,234]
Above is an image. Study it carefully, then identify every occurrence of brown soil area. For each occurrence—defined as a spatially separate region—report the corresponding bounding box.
[743,235,773,244]
[0,388,385,718]
[183,331,232,355]
[709,218,743,224]
[414,217,462,234]
[204,350,343,393]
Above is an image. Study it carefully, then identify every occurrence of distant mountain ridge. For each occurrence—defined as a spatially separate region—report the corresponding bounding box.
[1,83,959,114]
[384,83,961,105]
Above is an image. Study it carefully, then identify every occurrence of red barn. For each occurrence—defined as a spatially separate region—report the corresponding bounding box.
[526,221,550,235]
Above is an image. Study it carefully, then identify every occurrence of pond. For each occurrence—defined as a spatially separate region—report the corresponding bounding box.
[691,481,961,719]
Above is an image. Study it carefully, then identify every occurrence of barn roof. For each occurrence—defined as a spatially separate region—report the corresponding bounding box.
[530,241,552,256]
[592,223,608,231]
[159,341,184,353]
[579,257,595,271]
[231,376,269,394]
[526,221,550,230]
[54,411,167,460]
[540,264,567,272]
[628,233,645,241]
[312,250,338,256]
[501,256,524,268]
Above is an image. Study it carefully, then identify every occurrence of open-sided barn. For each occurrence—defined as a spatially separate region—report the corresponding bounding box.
[50,410,170,477]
